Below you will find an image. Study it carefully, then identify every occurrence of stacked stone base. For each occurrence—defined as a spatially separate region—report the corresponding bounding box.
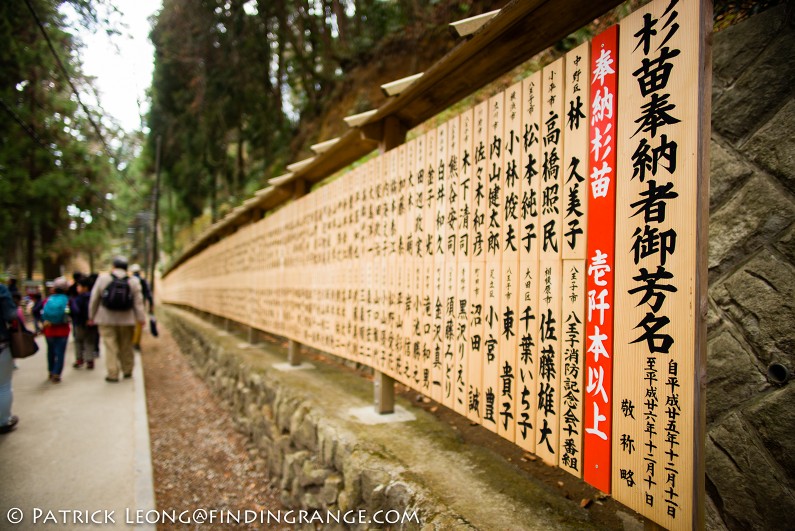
[163,307,606,530]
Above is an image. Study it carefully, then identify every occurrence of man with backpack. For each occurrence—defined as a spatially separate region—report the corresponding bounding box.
[88,256,146,383]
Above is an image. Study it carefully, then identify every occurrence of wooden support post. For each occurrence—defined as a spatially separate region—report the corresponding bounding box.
[371,116,406,414]
[374,371,396,414]
[293,177,307,199]
[379,115,408,153]
[288,339,300,367]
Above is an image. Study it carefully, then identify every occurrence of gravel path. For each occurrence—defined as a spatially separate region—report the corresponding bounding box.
[140,324,285,530]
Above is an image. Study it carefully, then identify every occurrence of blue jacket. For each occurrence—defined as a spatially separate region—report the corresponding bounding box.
[0,284,19,342]
[69,292,91,327]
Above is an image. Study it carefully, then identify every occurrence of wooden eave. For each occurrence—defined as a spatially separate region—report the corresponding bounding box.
[165,0,625,276]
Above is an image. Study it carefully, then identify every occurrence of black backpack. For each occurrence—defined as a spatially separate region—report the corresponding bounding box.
[101,274,134,311]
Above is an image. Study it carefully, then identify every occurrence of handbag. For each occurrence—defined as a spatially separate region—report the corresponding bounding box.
[149,314,159,337]
[9,321,38,359]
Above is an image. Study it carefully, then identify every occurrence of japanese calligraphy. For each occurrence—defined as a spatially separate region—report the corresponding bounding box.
[612,0,706,528]
[584,25,619,494]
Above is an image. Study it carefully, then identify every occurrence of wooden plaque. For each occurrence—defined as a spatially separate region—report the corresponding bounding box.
[430,123,447,402]
[560,259,585,477]
[497,81,523,442]
[583,26,619,492]
[534,56,566,465]
[562,41,591,261]
[455,107,474,416]
[611,0,709,528]
[482,90,504,434]
[421,128,438,396]
[540,57,565,261]
[443,115,460,409]
[409,135,425,391]
[515,71,543,452]
[467,100,489,424]
[384,147,399,378]
[374,154,394,376]
[351,166,363,362]
[399,141,414,387]
[362,158,377,366]
[535,259,562,465]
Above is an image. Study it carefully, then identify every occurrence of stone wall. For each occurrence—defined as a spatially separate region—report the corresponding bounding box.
[162,307,610,531]
[163,309,456,531]
[706,5,795,530]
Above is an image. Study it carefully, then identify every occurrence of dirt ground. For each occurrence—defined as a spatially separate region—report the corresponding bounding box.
[140,326,287,530]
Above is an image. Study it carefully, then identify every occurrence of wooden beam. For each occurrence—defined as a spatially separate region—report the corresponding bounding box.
[296,129,379,185]
[374,371,396,414]
[359,121,383,143]
[257,186,292,211]
[380,72,424,97]
[343,109,378,127]
[694,3,714,529]
[283,0,623,189]
[268,173,293,187]
[286,157,315,173]
[310,137,340,154]
[255,185,275,197]
[449,9,500,38]
[370,0,625,128]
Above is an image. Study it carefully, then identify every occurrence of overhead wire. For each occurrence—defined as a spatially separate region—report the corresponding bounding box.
[0,97,142,221]
[22,0,142,195]
[0,98,51,152]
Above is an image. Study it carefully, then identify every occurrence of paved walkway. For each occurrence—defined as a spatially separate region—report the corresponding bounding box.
[0,334,155,529]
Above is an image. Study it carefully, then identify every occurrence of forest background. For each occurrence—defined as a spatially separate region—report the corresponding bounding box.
[0,0,776,281]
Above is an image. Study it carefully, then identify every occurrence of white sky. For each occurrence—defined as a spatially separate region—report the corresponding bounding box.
[76,0,162,133]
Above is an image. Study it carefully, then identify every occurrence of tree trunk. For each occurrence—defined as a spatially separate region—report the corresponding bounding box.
[332,0,348,49]
[236,129,244,199]
[39,223,62,280]
[275,0,286,127]
[25,220,35,281]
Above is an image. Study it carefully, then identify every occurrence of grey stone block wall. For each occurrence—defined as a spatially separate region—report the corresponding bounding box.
[707,5,795,530]
[163,310,442,531]
[162,307,603,531]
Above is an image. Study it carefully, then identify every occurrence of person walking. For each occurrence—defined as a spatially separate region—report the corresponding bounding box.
[88,257,145,383]
[67,272,85,345]
[41,277,71,383]
[70,276,98,370]
[12,293,26,328]
[11,292,26,371]
[30,292,44,334]
[129,264,153,351]
[0,283,20,433]
[7,278,20,299]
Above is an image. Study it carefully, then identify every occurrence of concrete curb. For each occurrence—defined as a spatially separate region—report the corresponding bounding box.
[133,351,156,529]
